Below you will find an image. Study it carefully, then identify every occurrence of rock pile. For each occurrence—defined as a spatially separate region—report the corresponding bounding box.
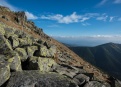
[0,6,121,87]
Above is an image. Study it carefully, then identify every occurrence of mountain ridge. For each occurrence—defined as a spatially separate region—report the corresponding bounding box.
[69,42,121,81]
[0,6,121,87]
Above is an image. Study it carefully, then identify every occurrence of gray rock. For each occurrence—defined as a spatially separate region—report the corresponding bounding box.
[28,57,57,72]
[47,45,57,58]
[19,37,32,46]
[0,60,10,86]
[26,46,38,57]
[8,35,19,48]
[7,51,22,71]
[4,28,15,38]
[54,64,79,78]
[73,74,90,86]
[84,81,106,87]
[74,74,90,81]
[0,35,13,54]
[6,70,77,87]
[0,25,5,35]
[15,48,28,61]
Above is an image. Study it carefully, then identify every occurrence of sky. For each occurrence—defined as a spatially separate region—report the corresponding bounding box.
[0,0,121,46]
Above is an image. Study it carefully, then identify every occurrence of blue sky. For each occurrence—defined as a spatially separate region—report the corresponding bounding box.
[0,0,121,46]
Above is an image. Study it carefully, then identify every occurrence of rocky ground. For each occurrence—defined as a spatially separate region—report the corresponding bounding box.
[0,6,121,87]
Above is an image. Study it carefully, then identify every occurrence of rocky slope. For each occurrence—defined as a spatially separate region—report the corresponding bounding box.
[0,6,121,87]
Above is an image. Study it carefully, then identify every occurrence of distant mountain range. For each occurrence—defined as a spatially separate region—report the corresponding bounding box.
[69,42,121,80]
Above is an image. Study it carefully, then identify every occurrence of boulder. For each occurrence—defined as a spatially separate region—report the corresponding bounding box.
[8,35,19,48]
[0,25,5,35]
[28,57,57,72]
[26,46,38,57]
[47,45,57,58]
[0,59,10,86]
[35,45,57,58]
[7,51,22,71]
[54,64,79,78]
[6,71,77,87]
[84,81,107,87]
[4,28,15,38]
[0,35,13,54]
[14,30,23,37]
[36,45,49,57]
[74,74,90,82]
[15,48,28,61]
[73,74,90,86]
[19,37,32,46]
[38,57,57,72]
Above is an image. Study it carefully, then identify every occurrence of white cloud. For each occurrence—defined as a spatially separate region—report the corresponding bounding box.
[96,14,108,21]
[114,0,121,4]
[109,16,115,22]
[41,12,82,24]
[25,11,38,20]
[80,17,90,22]
[40,12,100,24]
[96,0,108,6]
[41,12,121,23]
[82,22,91,26]
[0,0,19,11]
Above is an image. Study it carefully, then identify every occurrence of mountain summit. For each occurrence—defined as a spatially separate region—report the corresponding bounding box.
[0,6,121,87]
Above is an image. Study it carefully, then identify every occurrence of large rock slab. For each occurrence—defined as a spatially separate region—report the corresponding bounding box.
[0,59,10,86]
[28,57,57,72]
[84,81,107,87]
[6,70,77,87]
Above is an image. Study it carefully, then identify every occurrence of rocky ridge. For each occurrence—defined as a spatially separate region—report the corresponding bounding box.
[0,6,121,87]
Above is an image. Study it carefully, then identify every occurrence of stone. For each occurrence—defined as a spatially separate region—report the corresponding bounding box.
[0,60,10,86]
[8,35,19,48]
[19,37,32,46]
[84,81,107,87]
[14,30,23,37]
[73,74,90,86]
[6,71,77,87]
[15,48,28,61]
[0,35,13,54]
[38,57,57,72]
[7,51,22,71]
[37,45,49,57]
[54,64,79,78]
[0,25,5,35]
[4,28,15,38]
[47,45,57,58]
[74,74,90,82]
[15,11,27,22]
[28,57,57,72]
[26,46,38,57]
